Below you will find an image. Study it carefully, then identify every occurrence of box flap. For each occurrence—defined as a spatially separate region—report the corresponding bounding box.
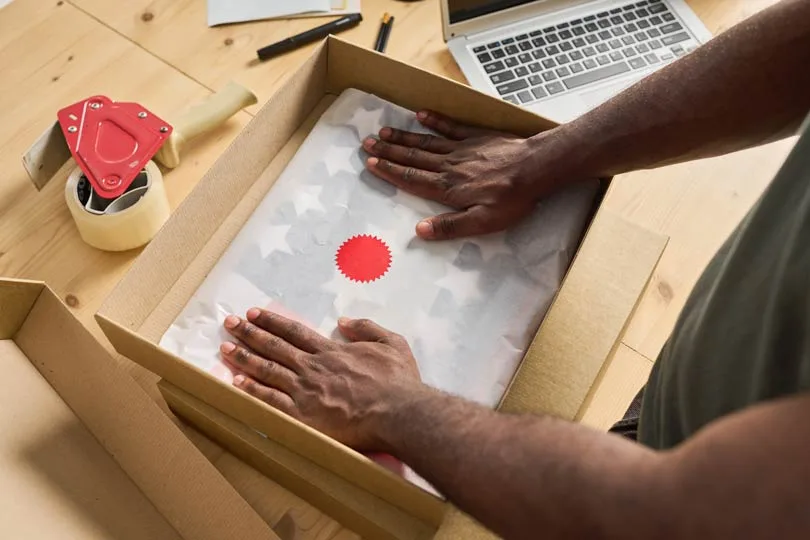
[326,36,557,137]
[160,381,436,540]
[0,339,181,539]
[499,210,667,418]
[12,283,277,540]
[0,278,44,339]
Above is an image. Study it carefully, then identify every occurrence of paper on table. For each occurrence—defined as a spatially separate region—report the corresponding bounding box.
[207,0,361,26]
[289,0,362,19]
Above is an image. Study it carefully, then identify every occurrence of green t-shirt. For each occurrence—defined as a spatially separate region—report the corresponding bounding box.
[639,115,810,449]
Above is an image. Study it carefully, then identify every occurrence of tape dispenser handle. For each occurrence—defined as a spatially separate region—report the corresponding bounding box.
[154,81,258,169]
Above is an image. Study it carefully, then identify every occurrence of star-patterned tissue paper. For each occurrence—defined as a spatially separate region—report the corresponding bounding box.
[160,89,599,490]
[161,87,599,406]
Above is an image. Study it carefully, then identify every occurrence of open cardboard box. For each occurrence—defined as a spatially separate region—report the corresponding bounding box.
[0,278,278,539]
[96,37,667,538]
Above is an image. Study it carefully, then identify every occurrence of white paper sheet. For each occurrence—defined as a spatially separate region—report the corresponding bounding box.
[208,0,361,26]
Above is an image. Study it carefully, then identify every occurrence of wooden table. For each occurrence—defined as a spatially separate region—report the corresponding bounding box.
[0,0,790,537]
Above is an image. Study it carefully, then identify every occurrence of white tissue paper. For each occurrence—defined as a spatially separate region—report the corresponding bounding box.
[160,88,598,492]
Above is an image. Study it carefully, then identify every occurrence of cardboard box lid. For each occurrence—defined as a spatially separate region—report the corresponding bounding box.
[0,278,278,540]
[95,36,666,533]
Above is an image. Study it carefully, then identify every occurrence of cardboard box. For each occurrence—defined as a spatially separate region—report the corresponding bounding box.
[96,37,667,537]
[0,278,278,540]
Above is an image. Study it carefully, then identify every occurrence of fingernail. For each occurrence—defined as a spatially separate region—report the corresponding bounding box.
[363,137,377,148]
[338,317,351,326]
[224,315,240,329]
[220,342,236,354]
[233,374,245,386]
[417,111,428,120]
[367,157,379,167]
[416,220,433,237]
[246,308,261,321]
[379,127,392,138]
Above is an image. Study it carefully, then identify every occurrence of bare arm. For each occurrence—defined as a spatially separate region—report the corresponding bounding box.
[557,0,810,177]
[372,385,810,539]
[220,311,810,540]
[361,0,810,240]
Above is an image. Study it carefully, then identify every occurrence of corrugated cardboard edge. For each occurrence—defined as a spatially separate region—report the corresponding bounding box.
[435,211,668,538]
[159,381,435,540]
[0,278,44,338]
[6,279,277,540]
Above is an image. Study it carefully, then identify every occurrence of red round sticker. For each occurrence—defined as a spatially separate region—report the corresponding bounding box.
[336,234,392,283]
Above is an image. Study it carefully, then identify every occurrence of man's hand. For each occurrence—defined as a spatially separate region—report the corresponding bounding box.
[363,111,575,240]
[220,308,423,450]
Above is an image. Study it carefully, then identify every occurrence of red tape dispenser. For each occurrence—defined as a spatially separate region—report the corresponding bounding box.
[22,82,258,252]
[54,96,174,252]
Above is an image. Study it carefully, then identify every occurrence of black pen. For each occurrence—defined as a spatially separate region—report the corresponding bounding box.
[379,15,395,53]
[256,13,363,62]
[374,13,392,53]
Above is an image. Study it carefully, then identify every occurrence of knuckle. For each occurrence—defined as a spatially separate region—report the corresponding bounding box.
[234,347,250,365]
[418,133,433,150]
[286,321,305,341]
[256,359,274,381]
[260,334,281,354]
[241,322,257,340]
[374,140,391,154]
[405,146,418,160]
[438,217,457,237]
[305,355,324,373]
[402,167,417,181]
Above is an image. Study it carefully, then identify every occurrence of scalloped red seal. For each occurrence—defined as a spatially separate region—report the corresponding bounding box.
[335,234,392,283]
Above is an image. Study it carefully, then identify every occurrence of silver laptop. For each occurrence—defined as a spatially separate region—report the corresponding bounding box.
[442,0,711,122]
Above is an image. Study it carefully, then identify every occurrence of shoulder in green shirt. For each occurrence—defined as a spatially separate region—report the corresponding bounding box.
[639,115,810,449]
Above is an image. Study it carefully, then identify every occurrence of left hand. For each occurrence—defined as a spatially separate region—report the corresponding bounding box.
[220,308,423,451]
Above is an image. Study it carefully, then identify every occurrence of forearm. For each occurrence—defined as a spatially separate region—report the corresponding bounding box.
[374,387,810,539]
[373,387,667,539]
[540,0,810,178]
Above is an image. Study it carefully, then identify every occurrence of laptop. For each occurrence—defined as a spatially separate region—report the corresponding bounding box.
[442,0,711,122]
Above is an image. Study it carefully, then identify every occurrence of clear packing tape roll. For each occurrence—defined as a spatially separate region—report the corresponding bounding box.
[65,160,170,252]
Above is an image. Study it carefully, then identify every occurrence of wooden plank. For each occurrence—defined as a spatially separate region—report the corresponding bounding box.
[0,0,249,335]
[578,344,653,431]
[602,0,793,362]
[68,0,464,109]
[605,139,795,361]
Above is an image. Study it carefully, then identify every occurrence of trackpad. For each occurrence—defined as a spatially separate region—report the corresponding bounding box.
[578,77,640,110]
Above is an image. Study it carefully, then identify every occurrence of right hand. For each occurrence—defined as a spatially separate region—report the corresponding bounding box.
[362,110,577,240]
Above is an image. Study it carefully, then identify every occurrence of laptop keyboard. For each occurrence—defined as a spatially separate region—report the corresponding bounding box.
[470,0,698,106]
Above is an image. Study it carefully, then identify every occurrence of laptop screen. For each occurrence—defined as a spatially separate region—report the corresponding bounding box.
[448,0,540,24]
